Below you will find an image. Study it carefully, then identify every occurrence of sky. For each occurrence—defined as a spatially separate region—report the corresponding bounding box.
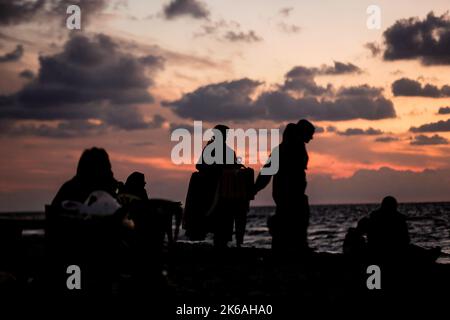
[1,0,450,211]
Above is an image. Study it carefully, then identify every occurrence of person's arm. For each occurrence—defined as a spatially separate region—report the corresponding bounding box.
[253,155,274,195]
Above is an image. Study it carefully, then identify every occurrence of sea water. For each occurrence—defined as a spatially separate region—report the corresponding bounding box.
[5,202,450,264]
[241,203,450,264]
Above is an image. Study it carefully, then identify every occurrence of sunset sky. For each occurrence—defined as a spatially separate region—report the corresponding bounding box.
[1,0,450,211]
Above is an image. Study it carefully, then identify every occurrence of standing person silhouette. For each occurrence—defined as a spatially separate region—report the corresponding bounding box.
[197,125,243,248]
[184,124,245,248]
[254,119,315,254]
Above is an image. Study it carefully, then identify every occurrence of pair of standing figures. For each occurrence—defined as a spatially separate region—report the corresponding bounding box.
[183,120,316,251]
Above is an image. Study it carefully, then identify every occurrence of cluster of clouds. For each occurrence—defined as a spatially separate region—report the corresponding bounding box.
[336,127,383,136]
[378,12,450,148]
[410,134,448,145]
[0,0,108,26]
[382,11,450,65]
[383,12,450,149]
[0,4,449,150]
[392,78,450,97]
[410,119,450,133]
[438,106,450,114]
[163,62,395,122]
[0,33,166,137]
[163,0,209,20]
[163,1,300,43]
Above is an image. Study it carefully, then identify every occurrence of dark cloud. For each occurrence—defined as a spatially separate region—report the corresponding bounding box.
[364,42,382,57]
[0,0,108,26]
[375,136,399,143]
[278,22,301,34]
[281,66,331,95]
[410,119,450,132]
[337,127,383,136]
[19,69,34,79]
[162,78,264,121]
[383,12,450,65]
[279,63,361,97]
[259,91,395,121]
[163,0,209,20]
[337,85,382,97]
[326,126,337,132]
[223,30,263,43]
[410,134,448,145]
[282,62,362,94]
[258,92,385,121]
[0,34,165,136]
[0,44,23,62]
[320,61,362,75]
[0,0,45,25]
[163,66,396,122]
[438,106,450,114]
[279,7,294,17]
[392,78,450,97]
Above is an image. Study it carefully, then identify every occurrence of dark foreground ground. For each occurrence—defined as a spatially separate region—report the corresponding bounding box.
[1,229,449,317]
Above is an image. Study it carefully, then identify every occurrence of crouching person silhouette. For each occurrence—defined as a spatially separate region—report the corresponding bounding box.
[254,120,315,255]
[350,196,441,265]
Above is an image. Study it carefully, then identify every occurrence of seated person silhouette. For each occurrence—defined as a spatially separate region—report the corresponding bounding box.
[254,120,315,254]
[118,171,182,245]
[48,147,121,294]
[52,147,119,207]
[120,171,149,201]
[350,196,441,264]
[343,218,368,259]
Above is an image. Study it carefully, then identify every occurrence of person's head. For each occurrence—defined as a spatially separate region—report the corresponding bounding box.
[76,147,113,182]
[296,119,315,143]
[213,124,229,143]
[282,123,299,144]
[125,172,146,190]
[357,216,370,233]
[381,196,398,212]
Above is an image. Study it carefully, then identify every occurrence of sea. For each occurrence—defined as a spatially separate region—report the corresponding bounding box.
[3,202,450,264]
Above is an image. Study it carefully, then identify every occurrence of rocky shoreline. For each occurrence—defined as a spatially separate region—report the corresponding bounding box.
[1,231,449,309]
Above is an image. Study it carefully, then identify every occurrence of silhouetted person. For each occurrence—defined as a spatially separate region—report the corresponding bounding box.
[52,147,119,207]
[365,196,409,260]
[353,196,441,264]
[122,171,149,201]
[343,218,369,259]
[254,120,315,253]
[184,124,251,248]
[48,147,120,294]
